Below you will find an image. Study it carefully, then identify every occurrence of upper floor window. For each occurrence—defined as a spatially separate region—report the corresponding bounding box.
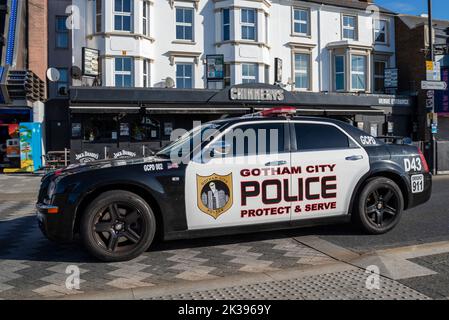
[374,19,387,44]
[222,8,230,41]
[293,8,309,36]
[95,0,102,32]
[351,55,366,91]
[56,68,69,96]
[114,57,133,87]
[334,55,345,91]
[242,63,258,83]
[55,16,69,48]
[176,63,193,88]
[374,60,386,93]
[114,0,132,32]
[241,8,256,41]
[342,15,357,40]
[176,7,194,41]
[143,1,150,36]
[143,59,150,87]
[294,53,310,90]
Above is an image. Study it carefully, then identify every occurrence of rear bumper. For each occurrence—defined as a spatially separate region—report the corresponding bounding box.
[36,195,76,242]
[406,173,432,209]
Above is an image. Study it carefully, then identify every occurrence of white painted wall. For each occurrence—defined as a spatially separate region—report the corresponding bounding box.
[71,0,396,92]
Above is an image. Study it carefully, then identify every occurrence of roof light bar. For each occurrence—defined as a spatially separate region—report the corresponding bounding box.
[242,107,297,118]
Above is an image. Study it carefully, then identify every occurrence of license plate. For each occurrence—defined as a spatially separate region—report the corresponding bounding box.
[411,174,424,193]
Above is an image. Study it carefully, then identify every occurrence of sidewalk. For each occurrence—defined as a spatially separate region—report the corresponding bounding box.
[64,260,429,300]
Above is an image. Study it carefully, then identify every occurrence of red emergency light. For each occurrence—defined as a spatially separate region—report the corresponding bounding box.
[260,106,297,117]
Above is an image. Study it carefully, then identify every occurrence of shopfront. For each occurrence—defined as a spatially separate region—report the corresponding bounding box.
[0,107,33,169]
[69,84,412,164]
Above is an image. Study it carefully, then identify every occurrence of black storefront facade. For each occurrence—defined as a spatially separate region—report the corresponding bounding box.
[68,83,412,164]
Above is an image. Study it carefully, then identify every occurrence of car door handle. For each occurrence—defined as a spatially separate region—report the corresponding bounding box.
[265,160,287,167]
[345,155,364,161]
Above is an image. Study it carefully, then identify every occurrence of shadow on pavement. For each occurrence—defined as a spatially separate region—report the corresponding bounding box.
[0,215,363,263]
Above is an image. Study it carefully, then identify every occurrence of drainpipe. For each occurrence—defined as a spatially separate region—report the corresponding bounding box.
[317,4,323,91]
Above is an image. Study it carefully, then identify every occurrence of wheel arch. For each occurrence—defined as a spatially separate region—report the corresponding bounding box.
[73,183,164,240]
[349,167,410,215]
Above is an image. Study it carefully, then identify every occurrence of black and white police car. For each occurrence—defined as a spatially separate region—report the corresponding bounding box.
[37,107,432,261]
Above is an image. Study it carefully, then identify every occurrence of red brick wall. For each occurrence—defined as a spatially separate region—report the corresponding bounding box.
[28,0,48,88]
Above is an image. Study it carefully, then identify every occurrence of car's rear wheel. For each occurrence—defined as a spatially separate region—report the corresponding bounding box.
[353,177,404,235]
[80,190,156,262]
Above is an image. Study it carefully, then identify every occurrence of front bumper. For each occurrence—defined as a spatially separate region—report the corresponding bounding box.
[36,195,76,242]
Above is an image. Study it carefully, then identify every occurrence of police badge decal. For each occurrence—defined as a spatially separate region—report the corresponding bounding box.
[197,174,233,219]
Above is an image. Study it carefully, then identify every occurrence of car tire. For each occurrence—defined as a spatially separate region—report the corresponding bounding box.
[353,177,404,235]
[80,190,156,262]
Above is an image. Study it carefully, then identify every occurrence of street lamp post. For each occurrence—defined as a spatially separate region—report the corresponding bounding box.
[427,0,437,175]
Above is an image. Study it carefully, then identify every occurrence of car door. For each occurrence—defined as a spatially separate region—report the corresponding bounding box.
[184,121,292,230]
[289,121,370,221]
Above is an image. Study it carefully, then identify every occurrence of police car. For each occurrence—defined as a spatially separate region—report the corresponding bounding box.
[37,107,432,261]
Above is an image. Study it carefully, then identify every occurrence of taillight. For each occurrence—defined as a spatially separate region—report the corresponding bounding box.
[418,148,429,173]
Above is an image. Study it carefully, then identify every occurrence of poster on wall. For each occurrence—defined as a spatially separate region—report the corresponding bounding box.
[19,123,42,172]
[206,55,224,80]
[82,47,100,77]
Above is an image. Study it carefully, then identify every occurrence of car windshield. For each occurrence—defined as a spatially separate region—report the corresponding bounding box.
[156,123,224,159]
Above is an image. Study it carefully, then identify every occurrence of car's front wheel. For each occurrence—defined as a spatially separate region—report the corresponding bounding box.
[80,190,156,262]
[353,177,404,235]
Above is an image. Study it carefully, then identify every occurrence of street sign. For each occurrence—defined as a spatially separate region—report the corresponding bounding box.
[426,61,441,81]
[421,81,448,90]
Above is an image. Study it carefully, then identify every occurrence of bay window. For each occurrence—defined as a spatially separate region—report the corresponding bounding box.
[114,0,132,32]
[351,55,366,91]
[334,55,345,91]
[241,8,256,41]
[242,63,258,83]
[114,57,133,87]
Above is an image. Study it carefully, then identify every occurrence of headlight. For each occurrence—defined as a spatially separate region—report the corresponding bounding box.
[47,180,57,199]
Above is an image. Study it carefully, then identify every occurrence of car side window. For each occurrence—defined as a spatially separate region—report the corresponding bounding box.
[295,123,353,151]
[223,122,286,157]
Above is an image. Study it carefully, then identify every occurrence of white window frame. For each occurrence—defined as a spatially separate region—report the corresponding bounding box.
[334,55,345,92]
[142,1,150,36]
[143,59,150,87]
[175,7,194,41]
[222,8,230,41]
[293,52,310,91]
[241,8,257,41]
[350,55,366,91]
[95,0,102,33]
[114,57,134,87]
[241,63,258,83]
[292,7,310,36]
[374,19,388,44]
[342,15,357,40]
[176,63,194,89]
[114,0,133,32]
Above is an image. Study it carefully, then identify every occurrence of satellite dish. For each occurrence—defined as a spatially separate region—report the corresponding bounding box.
[70,66,82,80]
[165,77,175,88]
[46,68,60,82]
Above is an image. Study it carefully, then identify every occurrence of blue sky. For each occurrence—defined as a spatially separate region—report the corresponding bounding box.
[375,0,449,20]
